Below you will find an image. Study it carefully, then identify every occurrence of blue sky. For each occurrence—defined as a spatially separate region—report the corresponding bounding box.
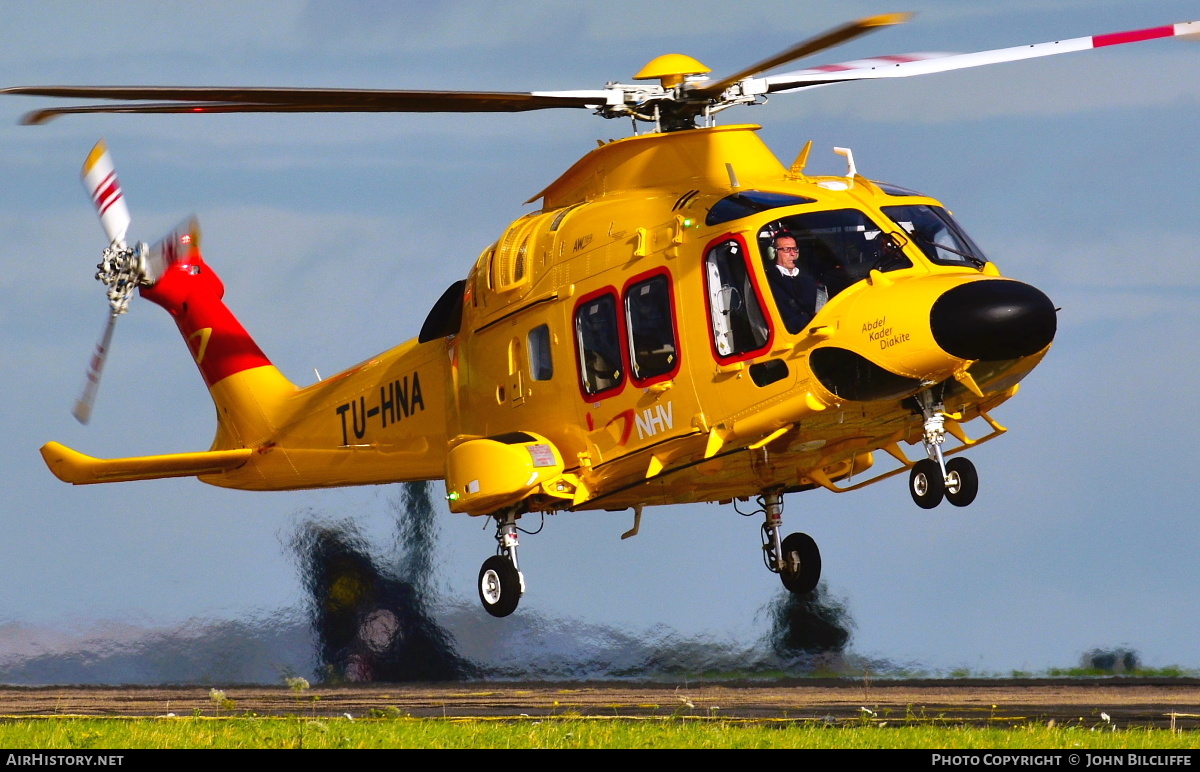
[1,0,1198,677]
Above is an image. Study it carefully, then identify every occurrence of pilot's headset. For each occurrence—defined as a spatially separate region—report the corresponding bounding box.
[762,225,791,265]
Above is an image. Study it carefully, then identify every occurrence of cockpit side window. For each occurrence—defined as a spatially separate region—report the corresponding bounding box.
[704,237,772,360]
[758,209,911,302]
[624,271,678,385]
[881,204,988,268]
[574,291,624,398]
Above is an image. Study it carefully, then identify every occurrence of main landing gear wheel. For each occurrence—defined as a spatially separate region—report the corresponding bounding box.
[909,458,945,509]
[779,532,821,594]
[944,457,979,507]
[478,555,522,617]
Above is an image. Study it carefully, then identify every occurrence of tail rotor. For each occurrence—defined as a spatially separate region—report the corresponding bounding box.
[72,141,152,424]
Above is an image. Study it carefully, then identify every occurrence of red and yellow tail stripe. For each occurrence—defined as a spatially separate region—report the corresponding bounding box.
[139,247,274,387]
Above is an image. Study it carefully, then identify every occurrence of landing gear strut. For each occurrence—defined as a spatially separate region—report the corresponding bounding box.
[909,391,979,509]
[759,492,821,594]
[478,508,525,617]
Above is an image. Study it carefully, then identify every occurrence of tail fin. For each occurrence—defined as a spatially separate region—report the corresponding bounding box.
[139,223,297,447]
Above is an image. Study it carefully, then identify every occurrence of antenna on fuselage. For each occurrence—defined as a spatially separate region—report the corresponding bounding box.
[787,140,814,179]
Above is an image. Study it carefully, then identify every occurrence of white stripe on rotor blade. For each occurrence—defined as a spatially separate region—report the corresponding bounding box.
[766,20,1199,92]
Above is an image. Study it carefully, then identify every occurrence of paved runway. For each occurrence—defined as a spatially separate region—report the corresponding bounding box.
[1,679,1198,728]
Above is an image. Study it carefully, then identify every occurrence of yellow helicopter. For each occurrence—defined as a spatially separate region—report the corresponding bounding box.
[7,14,1198,617]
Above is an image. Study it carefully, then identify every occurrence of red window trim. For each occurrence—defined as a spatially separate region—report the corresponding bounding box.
[572,286,628,403]
[701,232,775,365]
[621,266,682,388]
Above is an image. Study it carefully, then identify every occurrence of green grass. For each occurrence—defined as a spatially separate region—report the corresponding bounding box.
[0,718,1196,749]
[1044,667,1198,678]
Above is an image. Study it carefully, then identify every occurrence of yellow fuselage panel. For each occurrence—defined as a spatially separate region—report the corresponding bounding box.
[826,272,989,381]
[532,124,787,209]
[201,338,449,490]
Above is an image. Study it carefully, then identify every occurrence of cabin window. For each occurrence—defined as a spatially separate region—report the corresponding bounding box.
[758,209,911,302]
[574,292,624,396]
[704,238,771,359]
[528,324,553,381]
[881,204,988,269]
[624,272,678,383]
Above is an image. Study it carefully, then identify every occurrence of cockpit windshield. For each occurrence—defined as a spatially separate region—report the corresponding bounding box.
[757,208,911,301]
[881,204,988,268]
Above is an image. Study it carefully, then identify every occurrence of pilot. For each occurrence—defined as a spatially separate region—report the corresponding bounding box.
[766,232,822,334]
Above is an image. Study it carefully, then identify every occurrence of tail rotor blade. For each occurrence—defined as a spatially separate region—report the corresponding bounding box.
[145,217,201,284]
[73,311,119,424]
[81,140,131,247]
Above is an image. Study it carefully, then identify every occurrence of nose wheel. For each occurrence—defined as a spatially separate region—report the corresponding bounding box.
[944,457,978,507]
[909,458,945,509]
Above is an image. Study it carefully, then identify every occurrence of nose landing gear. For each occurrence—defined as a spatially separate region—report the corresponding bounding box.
[909,391,980,509]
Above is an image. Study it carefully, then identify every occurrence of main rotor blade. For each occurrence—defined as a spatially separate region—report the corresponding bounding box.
[689,12,911,98]
[73,310,118,424]
[763,19,1200,93]
[3,87,610,125]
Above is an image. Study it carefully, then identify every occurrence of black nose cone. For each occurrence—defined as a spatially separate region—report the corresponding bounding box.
[930,280,1056,361]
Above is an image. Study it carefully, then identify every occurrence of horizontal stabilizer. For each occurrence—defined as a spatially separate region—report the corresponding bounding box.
[40,441,251,485]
